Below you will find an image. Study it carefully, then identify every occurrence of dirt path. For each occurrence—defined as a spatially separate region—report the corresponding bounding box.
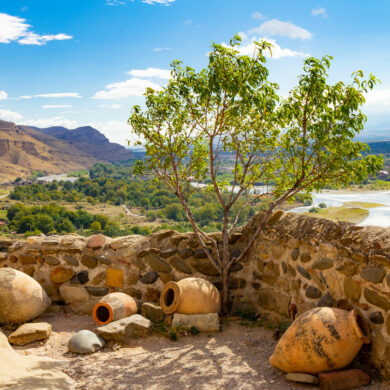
[10,314,389,390]
[123,205,144,218]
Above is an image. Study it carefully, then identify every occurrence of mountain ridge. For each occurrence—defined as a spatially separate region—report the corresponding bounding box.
[0,120,134,182]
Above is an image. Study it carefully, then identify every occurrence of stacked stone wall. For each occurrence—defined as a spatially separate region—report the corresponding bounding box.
[0,211,389,377]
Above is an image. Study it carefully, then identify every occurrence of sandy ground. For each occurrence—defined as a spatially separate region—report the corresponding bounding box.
[3,313,387,390]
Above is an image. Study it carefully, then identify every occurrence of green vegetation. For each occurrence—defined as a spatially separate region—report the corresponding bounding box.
[343,201,384,208]
[5,203,152,237]
[306,205,369,223]
[9,162,265,231]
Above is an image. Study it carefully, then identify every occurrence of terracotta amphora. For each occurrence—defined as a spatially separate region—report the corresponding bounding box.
[0,268,51,324]
[160,277,220,315]
[269,307,371,374]
[92,292,137,325]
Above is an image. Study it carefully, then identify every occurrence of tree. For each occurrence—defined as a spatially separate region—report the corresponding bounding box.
[90,221,102,233]
[129,35,383,315]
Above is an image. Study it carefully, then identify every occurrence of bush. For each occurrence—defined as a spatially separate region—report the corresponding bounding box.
[318,203,327,208]
[90,221,102,233]
[309,207,320,213]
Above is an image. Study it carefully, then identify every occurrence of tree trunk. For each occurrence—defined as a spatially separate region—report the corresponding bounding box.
[221,267,230,317]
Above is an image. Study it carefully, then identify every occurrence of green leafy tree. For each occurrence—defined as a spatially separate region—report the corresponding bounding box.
[129,35,382,314]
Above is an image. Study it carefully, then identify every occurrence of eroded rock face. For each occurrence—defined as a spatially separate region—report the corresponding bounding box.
[0,268,50,324]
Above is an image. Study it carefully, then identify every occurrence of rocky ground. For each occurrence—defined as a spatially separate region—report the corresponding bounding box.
[6,313,389,390]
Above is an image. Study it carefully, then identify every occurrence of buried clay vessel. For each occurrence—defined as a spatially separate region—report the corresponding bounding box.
[160,277,220,315]
[92,292,137,326]
[0,268,51,324]
[269,307,371,374]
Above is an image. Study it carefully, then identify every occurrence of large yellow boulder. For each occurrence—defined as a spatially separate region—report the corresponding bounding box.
[0,268,51,324]
[0,329,74,389]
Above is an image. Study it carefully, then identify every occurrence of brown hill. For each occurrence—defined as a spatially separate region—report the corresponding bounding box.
[0,120,97,182]
[31,125,134,163]
[0,120,134,182]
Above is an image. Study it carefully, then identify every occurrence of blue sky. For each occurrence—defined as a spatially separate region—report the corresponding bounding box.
[1,0,390,144]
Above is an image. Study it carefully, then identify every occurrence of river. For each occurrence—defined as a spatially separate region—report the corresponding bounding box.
[290,191,390,227]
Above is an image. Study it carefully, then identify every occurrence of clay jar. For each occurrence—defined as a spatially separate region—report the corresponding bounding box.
[269,307,371,374]
[160,277,220,315]
[0,268,51,324]
[92,292,137,325]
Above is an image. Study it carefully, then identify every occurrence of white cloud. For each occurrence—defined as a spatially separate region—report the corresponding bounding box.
[0,91,8,100]
[106,0,127,4]
[106,0,175,4]
[21,117,79,128]
[98,104,122,109]
[248,19,312,40]
[184,19,193,25]
[19,95,32,99]
[251,12,265,20]
[127,67,171,79]
[34,93,82,98]
[153,47,171,52]
[92,77,161,99]
[311,7,327,18]
[365,89,390,111]
[222,37,309,59]
[0,12,73,45]
[0,13,29,43]
[42,104,72,109]
[91,120,132,145]
[0,109,23,121]
[142,0,175,5]
[18,32,72,46]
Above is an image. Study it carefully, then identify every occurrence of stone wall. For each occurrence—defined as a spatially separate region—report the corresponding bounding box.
[0,210,389,377]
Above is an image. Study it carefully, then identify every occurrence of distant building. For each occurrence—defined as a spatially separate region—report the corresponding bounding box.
[14,180,33,186]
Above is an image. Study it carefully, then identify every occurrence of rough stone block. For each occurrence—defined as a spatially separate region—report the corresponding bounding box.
[172,313,220,332]
[312,258,334,270]
[360,267,386,283]
[44,256,60,266]
[306,285,322,299]
[344,277,361,302]
[142,302,165,323]
[147,255,171,273]
[169,256,192,274]
[19,254,37,265]
[87,234,106,249]
[81,255,97,269]
[159,249,177,258]
[106,268,124,288]
[286,373,319,385]
[50,267,74,284]
[59,285,89,304]
[86,286,108,296]
[140,271,159,284]
[97,314,151,341]
[8,322,52,346]
[364,288,390,311]
[318,369,370,390]
[64,254,79,266]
